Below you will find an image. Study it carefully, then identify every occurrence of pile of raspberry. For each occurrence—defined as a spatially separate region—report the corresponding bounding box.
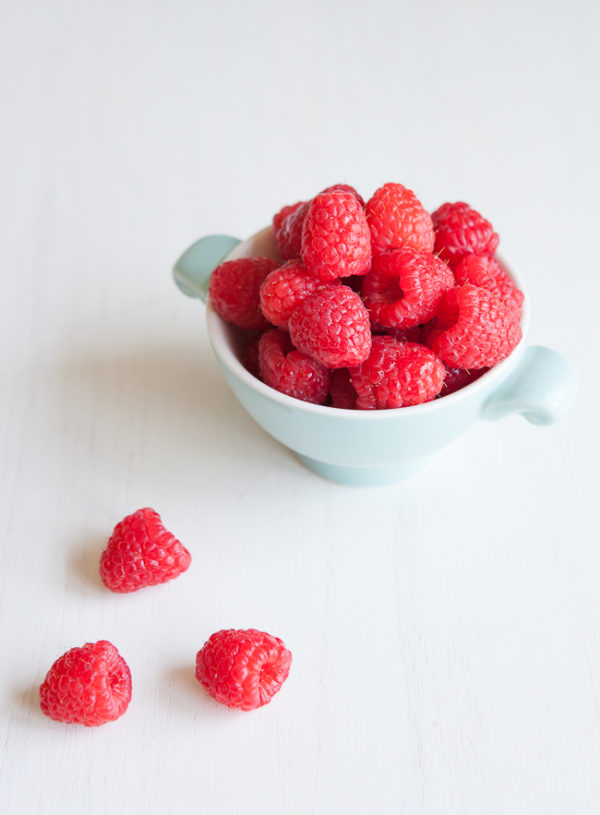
[209,183,524,409]
[39,509,293,726]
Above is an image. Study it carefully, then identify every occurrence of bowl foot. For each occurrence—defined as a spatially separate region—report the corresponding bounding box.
[295,454,434,486]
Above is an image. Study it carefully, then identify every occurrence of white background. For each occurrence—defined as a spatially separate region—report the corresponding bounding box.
[1,1,599,813]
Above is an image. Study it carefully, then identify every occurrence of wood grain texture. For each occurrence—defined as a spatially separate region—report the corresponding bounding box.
[1,1,599,813]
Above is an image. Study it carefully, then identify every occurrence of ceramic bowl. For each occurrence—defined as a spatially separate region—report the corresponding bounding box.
[173,228,577,486]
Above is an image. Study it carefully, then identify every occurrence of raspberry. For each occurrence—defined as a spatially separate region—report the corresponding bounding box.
[366,183,435,256]
[438,365,487,397]
[320,183,366,208]
[454,254,524,319]
[432,202,499,270]
[288,285,372,369]
[273,187,364,261]
[301,191,371,281]
[429,284,522,369]
[195,629,292,711]
[39,640,131,726]
[349,336,445,409]
[362,247,455,330]
[259,259,331,329]
[329,368,358,409]
[209,257,279,330]
[273,201,309,260]
[258,329,330,404]
[99,508,191,593]
[273,201,302,235]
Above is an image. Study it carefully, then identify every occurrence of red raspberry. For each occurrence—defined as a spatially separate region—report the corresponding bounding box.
[273,201,309,260]
[242,333,261,378]
[438,365,487,397]
[429,284,522,369]
[432,202,499,270]
[366,183,435,256]
[99,508,191,593]
[454,254,524,319]
[329,368,358,409]
[209,257,279,330]
[259,259,331,329]
[39,640,131,726]
[288,285,372,369]
[258,329,330,404]
[195,628,292,711]
[320,183,366,208]
[349,336,445,409]
[273,201,302,235]
[362,247,455,330]
[301,191,371,281]
[273,187,364,261]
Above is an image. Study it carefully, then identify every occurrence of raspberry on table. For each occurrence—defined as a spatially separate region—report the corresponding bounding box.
[209,257,279,330]
[288,285,372,369]
[329,368,358,409]
[432,201,499,270]
[362,247,455,330]
[429,284,522,369]
[258,329,331,404]
[349,336,446,409]
[39,640,131,726]
[260,259,331,329]
[99,508,191,593]
[454,254,524,319]
[273,201,309,260]
[195,629,292,711]
[301,190,372,281]
[366,182,435,255]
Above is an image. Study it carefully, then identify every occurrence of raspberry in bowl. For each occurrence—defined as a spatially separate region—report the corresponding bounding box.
[173,185,576,486]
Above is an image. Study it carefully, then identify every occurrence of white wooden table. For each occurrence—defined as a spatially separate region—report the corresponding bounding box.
[1,1,599,813]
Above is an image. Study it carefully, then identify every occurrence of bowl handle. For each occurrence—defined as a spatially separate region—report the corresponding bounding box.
[173,235,241,302]
[482,345,577,425]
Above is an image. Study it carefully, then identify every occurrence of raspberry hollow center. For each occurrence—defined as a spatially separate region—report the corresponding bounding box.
[437,291,460,329]
[382,277,404,304]
[260,661,276,684]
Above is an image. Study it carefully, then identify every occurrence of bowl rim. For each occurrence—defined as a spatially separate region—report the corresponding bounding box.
[206,234,530,419]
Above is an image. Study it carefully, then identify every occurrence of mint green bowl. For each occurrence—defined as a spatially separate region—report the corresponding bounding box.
[173,227,577,486]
